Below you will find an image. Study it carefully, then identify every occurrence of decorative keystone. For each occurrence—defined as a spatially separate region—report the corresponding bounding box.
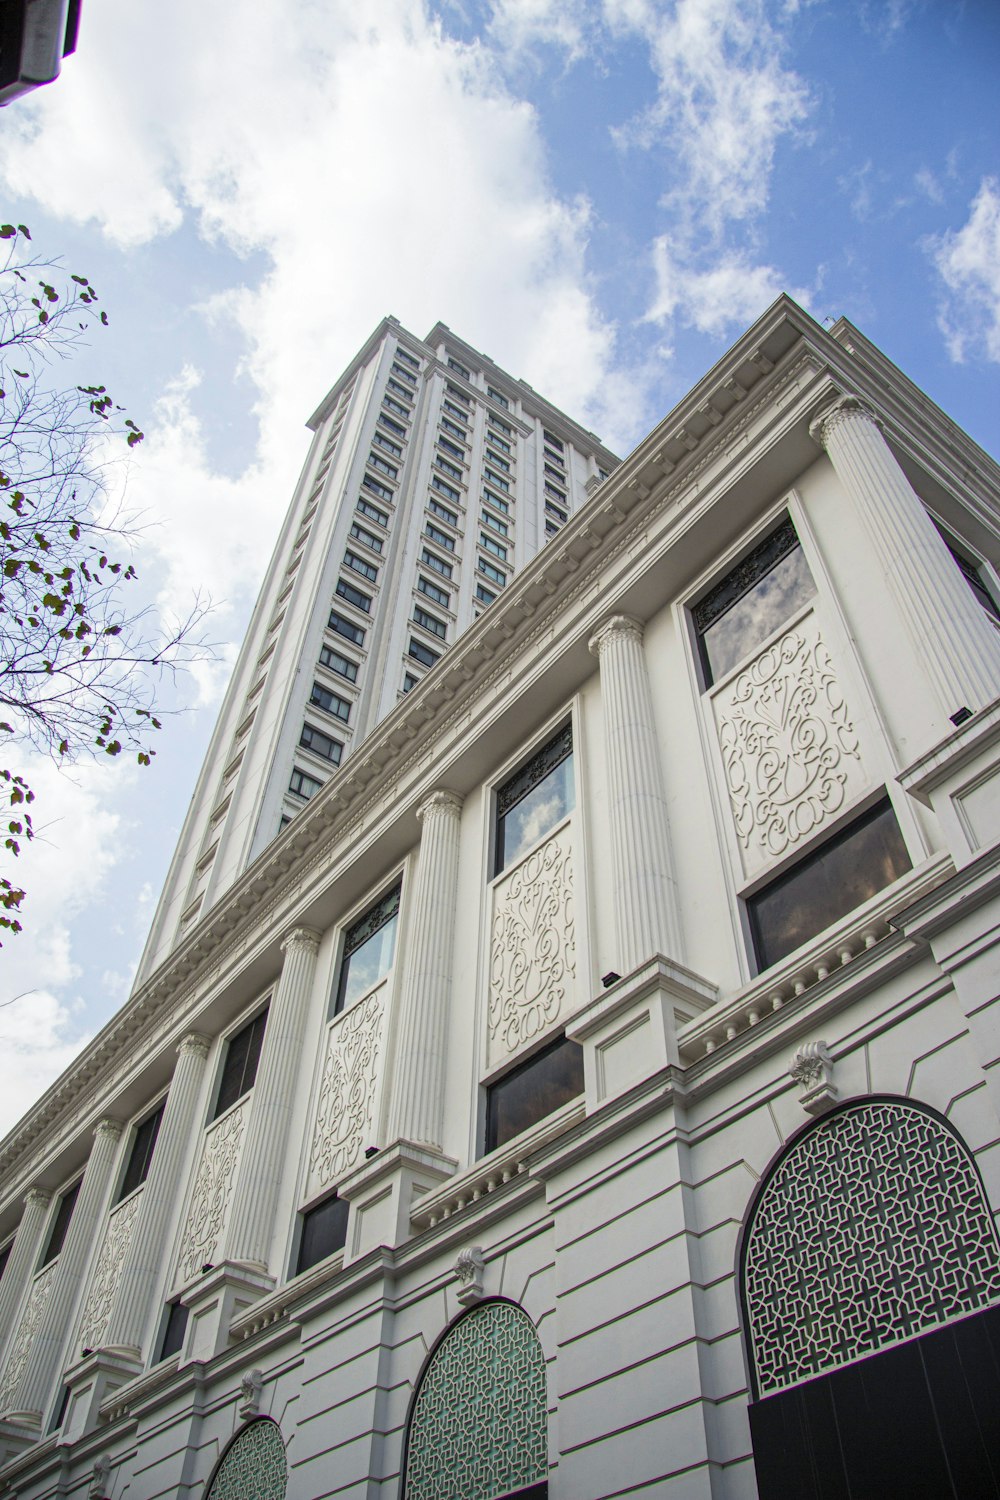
[789,1040,838,1116]
[454,1245,485,1306]
[238,1367,263,1420]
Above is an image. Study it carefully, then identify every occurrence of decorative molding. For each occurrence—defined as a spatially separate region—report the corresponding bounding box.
[238,1367,263,1420]
[454,1245,485,1306]
[76,1191,142,1353]
[714,616,865,878]
[279,925,321,958]
[175,1098,248,1286]
[0,1263,56,1411]
[178,1032,211,1060]
[89,1455,111,1499]
[416,788,463,824]
[588,613,643,657]
[309,989,385,1195]
[809,392,880,449]
[489,827,576,1065]
[788,1040,838,1114]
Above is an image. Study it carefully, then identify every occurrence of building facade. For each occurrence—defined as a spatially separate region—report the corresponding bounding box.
[1,297,1000,1498]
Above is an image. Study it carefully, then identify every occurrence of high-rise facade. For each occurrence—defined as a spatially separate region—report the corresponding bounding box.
[2,298,1000,1499]
[138,319,618,984]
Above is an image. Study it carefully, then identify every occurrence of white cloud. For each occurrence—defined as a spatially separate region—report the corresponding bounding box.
[648,240,811,336]
[487,0,591,62]
[0,989,90,1138]
[930,178,1000,363]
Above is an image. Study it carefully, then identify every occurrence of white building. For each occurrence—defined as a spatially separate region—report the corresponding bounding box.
[2,297,1000,1500]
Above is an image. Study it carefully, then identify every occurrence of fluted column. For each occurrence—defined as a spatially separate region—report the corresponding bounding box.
[102,1033,210,1357]
[10,1118,123,1420]
[811,396,1000,724]
[0,1191,52,1363]
[589,615,683,972]
[388,790,464,1150]
[225,928,321,1271]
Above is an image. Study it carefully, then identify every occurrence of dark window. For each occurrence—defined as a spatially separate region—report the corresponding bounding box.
[213,1008,268,1119]
[408,636,440,668]
[428,497,459,527]
[296,1193,349,1275]
[357,498,389,527]
[748,799,911,971]
[545,499,567,523]
[403,671,419,693]
[391,362,417,386]
[483,490,509,515]
[117,1102,165,1202]
[328,610,365,646]
[395,346,419,370]
[414,606,446,639]
[310,681,351,721]
[543,462,564,482]
[447,356,471,379]
[386,377,413,403]
[0,1239,12,1286]
[336,579,372,612]
[443,398,468,421]
[344,549,378,583]
[945,538,1000,622]
[482,511,508,536]
[378,412,406,439]
[485,448,510,472]
[299,723,342,764]
[417,575,450,608]
[543,480,566,503]
[431,476,461,504]
[543,429,563,451]
[40,1181,81,1267]
[335,885,401,1014]
[49,1385,70,1433]
[426,523,455,553]
[289,767,324,800]
[490,414,513,437]
[478,558,506,587]
[382,394,409,419]
[488,432,512,454]
[495,724,573,874]
[350,523,383,554]
[372,430,402,459]
[159,1299,188,1360]
[441,417,468,441]
[446,383,470,406]
[421,547,453,578]
[481,534,507,560]
[694,518,816,686]
[368,452,397,479]
[476,583,497,606]
[318,645,358,683]
[435,455,463,481]
[543,446,564,467]
[362,473,393,501]
[486,1035,584,1152]
[484,468,509,492]
[488,385,509,409]
[438,436,465,460]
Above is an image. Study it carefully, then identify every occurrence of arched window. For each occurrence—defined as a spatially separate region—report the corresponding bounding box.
[404,1300,548,1500]
[742,1097,1000,1399]
[206,1417,288,1500]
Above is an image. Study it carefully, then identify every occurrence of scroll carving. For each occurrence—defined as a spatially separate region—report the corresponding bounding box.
[76,1191,141,1352]
[489,828,575,1064]
[0,1261,56,1409]
[309,987,385,1193]
[175,1098,247,1285]
[714,617,865,877]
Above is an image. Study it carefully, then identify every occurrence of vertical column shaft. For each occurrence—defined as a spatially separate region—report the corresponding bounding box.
[102,1033,210,1356]
[12,1119,123,1419]
[589,615,682,972]
[225,927,321,1271]
[0,1191,52,1363]
[388,789,464,1149]
[811,396,1000,725]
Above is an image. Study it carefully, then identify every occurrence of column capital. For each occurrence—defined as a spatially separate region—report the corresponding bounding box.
[177,1032,211,1060]
[23,1188,52,1211]
[588,614,644,658]
[93,1118,124,1144]
[279,925,321,958]
[416,788,463,824]
[809,393,881,450]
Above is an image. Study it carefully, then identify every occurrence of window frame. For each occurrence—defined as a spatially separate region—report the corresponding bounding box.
[211,1006,269,1122]
[333,881,403,1017]
[116,1100,166,1204]
[492,720,574,878]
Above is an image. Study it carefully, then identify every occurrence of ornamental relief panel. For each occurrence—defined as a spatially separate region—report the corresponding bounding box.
[0,1261,56,1409]
[308,986,385,1197]
[175,1098,248,1287]
[76,1191,141,1353]
[489,825,576,1068]
[712,613,867,879]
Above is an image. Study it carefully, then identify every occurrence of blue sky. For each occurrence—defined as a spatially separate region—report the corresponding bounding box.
[0,0,997,1131]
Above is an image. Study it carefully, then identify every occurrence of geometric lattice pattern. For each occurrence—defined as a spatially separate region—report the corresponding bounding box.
[405,1302,547,1500]
[744,1100,1000,1396]
[206,1418,288,1500]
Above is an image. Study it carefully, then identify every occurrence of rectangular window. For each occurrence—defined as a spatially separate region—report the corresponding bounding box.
[447,356,471,379]
[482,511,508,537]
[350,523,383,555]
[213,1007,268,1119]
[489,414,513,437]
[487,432,512,455]
[482,490,509,515]
[379,413,407,438]
[441,416,468,441]
[495,722,573,874]
[481,534,507,560]
[478,558,506,586]
[344,551,378,584]
[543,462,564,482]
[414,606,447,639]
[372,430,402,459]
[488,385,509,409]
[117,1102,165,1203]
[309,682,351,721]
[437,436,465,460]
[159,1299,189,1361]
[383,395,409,420]
[356,498,389,527]
[543,446,564,468]
[428,498,459,528]
[408,636,440,668]
[485,449,510,472]
[417,575,450,608]
[40,1181,81,1267]
[386,377,412,402]
[476,583,496,606]
[443,398,468,422]
[694,517,816,687]
[336,580,372,612]
[431,476,461,504]
[296,1193,349,1275]
[391,362,417,386]
[368,453,398,479]
[747,799,911,971]
[403,671,419,693]
[435,456,463,481]
[335,884,401,1013]
[544,480,567,502]
[483,468,509,492]
[362,474,393,502]
[545,519,560,537]
[300,724,343,764]
[0,1240,12,1287]
[289,766,324,801]
[426,522,455,552]
[944,537,1000,621]
[445,383,471,406]
[485,1035,584,1153]
[545,499,568,523]
[543,429,563,451]
[318,645,358,683]
[421,547,453,578]
[395,346,419,370]
[328,610,366,645]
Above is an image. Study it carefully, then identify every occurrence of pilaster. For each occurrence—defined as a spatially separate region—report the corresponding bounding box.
[0,1191,52,1364]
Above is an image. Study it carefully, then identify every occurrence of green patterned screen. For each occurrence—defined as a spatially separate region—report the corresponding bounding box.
[405,1301,548,1500]
[207,1418,288,1500]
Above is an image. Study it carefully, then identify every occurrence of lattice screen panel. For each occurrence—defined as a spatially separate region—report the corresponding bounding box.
[207,1418,287,1500]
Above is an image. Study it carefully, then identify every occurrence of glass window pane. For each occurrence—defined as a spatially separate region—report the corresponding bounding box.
[297,1194,349,1275]
[40,1181,80,1267]
[335,886,401,1013]
[159,1299,189,1360]
[117,1102,165,1202]
[486,1037,584,1152]
[748,800,911,971]
[496,728,574,874]
[700,542,815,684]
[214,1008,268,1119]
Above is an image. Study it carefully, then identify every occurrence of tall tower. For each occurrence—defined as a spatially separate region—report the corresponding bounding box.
[138,318,619,982]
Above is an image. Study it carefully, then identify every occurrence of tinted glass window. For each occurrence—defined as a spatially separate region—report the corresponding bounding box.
[117,1102,165,1202]
[40,1180,80,1267]
[748,799,911,971]
[335,885,401,1014]
[495,725,574,874]
[297,1194,349,1275]
[213,1008,268,1119]
[486,1036,584,1152]
[159,1299,189,1360]
[695,519,815,686]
